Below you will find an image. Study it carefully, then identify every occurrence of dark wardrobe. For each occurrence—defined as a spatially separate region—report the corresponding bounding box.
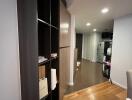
[18,0,70,100]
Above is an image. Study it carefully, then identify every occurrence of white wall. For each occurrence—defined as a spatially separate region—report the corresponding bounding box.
[82,34,89,59]
[111,14,132,89]
[82,32,101,62]
[0,0,21,100]
[69,15,76,86]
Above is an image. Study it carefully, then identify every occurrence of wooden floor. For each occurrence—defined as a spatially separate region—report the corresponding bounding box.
[64,81,127,100]
[66,59,107,94]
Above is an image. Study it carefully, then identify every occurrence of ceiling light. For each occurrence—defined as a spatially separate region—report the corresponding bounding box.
[101,8,109,14]
[86,22,91,26]
[93,29,97,32]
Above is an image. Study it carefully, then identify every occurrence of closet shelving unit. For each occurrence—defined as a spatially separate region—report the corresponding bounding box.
[38,0,60,100]
[18,0,60,99]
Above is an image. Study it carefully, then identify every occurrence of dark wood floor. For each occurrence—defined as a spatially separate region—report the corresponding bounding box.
[65,59,107,94]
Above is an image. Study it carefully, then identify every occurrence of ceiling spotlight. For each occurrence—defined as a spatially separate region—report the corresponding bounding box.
[86,22,91,26]
[101,8,109,14]
[93,29,97,32]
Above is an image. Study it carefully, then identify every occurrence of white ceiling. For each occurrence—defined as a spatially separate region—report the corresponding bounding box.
[67,0,132,33]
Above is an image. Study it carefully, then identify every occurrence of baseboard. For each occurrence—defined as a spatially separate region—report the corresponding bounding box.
[112,80,127,89]
[82,58,89,61]
[82,58,98,63]
[82,57,87,60]
[68,82,74,86]
[91,60,96,63]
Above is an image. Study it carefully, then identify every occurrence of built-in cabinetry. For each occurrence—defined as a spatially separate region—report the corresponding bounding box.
[59,1,71,100]
[18,0,60,100]
[60,2,70,47]
[18,0,71,99]
[38,0,60,99]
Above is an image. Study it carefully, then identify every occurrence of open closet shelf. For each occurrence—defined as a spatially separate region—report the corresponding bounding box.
[38,56,58,66]
[37,18,59,30]
[18,0,60,99]
[38,0,59,99]
[38,59,51,66]
[40,91,52,100]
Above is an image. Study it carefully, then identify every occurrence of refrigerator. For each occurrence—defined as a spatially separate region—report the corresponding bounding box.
[97,42,105,63]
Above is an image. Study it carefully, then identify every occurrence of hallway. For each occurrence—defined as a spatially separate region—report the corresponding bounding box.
[66,59,107,94]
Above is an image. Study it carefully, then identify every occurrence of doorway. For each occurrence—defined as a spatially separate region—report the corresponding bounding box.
[76,33,83,60]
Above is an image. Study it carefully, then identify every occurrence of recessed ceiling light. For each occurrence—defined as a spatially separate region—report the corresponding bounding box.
[101,8,109,14]
[93,29,97,32]
[86,22,91,26]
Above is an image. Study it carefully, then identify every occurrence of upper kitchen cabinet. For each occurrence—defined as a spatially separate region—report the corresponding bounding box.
[60,1,71,47]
